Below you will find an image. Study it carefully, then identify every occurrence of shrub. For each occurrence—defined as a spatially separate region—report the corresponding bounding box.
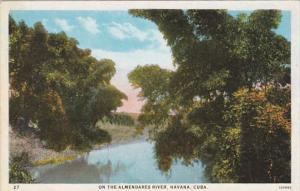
[9,152,34,183]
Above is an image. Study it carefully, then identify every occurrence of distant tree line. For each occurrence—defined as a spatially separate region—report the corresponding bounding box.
[128,10,290,183]
[101,113,136,126]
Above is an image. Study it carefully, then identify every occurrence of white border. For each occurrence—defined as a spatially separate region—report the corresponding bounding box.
[1,1,299,191]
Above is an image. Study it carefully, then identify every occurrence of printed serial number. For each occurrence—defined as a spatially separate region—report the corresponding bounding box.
[279,186,291,189]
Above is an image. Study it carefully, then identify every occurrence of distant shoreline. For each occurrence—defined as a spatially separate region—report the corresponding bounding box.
[92,135,149,152]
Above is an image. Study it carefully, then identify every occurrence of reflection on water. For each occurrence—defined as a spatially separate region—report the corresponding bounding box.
[31,141,207,183]
[154,118,200,172]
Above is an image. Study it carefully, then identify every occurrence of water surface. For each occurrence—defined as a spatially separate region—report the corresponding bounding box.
[31,140,207,183]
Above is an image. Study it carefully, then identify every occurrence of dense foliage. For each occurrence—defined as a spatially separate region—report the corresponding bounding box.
[9,152,34,183]
[129,10,291,183]
[9,17,126,151]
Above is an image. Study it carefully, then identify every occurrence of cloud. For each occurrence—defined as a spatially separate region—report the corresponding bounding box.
[92,48,173,73]
[91,23,172,113]
[107,22,169,54]
[77,17,100,34]
[107,22,148,41]
[91,47,173,113]
[54,18,74,32]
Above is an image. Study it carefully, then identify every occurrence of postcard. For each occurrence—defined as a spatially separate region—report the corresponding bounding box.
[0,1,299,191]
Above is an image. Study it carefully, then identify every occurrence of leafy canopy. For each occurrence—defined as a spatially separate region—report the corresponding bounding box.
[9,16,126,151]
[129,10,291,183]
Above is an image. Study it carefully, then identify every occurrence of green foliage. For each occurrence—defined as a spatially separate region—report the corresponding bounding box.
[153,86,291,183]
[130,10,290,98]
[224,87,290,183]
[9,152,34,183]
[129,10,291,183]
[101,113,135,126]
[128,65,174,126]
[128,65,172,102]
[154,116,200,172]
[9,16,126,151]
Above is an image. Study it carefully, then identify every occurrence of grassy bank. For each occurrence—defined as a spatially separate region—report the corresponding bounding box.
[32,155,77,166]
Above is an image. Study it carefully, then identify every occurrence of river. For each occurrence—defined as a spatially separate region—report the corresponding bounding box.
[31,140,208,183]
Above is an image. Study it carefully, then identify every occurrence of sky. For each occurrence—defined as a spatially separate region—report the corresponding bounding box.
[10,10,291,113]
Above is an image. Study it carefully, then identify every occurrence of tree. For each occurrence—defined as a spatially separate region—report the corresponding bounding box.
[129,10,291,182]
[128,65,173,126]
[130,10,290,99]
[222,86,291,183]
[9,16,126,151]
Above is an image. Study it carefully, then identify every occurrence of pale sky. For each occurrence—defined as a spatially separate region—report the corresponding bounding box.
[10,10,290,113]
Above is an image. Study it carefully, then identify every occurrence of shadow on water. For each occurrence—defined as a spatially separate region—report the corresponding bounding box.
[31,141,208,183]
[32,157,127,183]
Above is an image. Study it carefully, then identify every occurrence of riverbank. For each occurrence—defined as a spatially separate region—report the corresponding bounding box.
[9,121,149,166]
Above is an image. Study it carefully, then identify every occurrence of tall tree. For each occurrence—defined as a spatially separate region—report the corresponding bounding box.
[129,10,291,182]
[9,16,126,151]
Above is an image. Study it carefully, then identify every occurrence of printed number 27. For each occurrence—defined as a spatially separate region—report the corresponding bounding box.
[13,185,19,190]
